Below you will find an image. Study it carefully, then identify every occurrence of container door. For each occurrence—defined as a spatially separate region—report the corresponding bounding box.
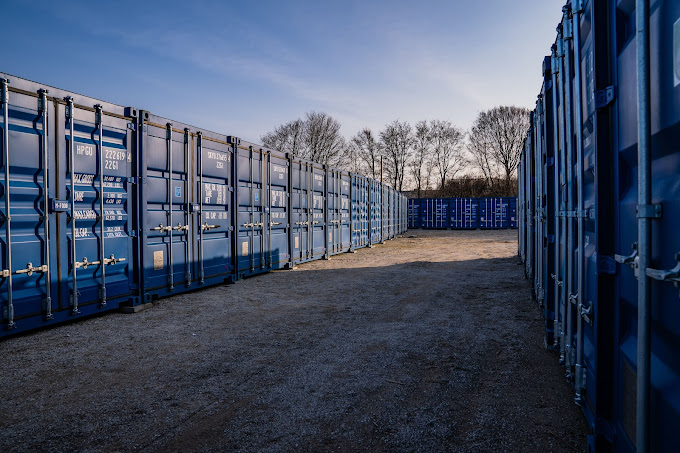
[610,1,680,450]
[291,159,310,263]
[326,170,339,255]
[196,133,233,284]
[340,173,351,251]
[1,87,56,329]
[237,145,267,275]
[509,198,518,228]
[66,105,134,309]
[311,165,325,258]
[267,151,289,269]
[351,174,359,248]
[364,178,369,245]
[141,121,191,293]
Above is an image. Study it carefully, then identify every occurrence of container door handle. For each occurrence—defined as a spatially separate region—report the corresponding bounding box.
[646,252,680,284]
[614,242,638,265]
[14,262,49,276]
[75,257,101,269]
[102,254,125,266]
[152,223,172,232]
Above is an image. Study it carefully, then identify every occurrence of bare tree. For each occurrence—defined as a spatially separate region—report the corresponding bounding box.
[261,111,346,168]
[380,120,412,191]
[339,140,364,175]
[261,119,305,155]
[430,120,465,189]
[467,119,499,189]
[304,111,346,166]
[468,106,530,189]
[351,128,382,180]
[410,120,431,198]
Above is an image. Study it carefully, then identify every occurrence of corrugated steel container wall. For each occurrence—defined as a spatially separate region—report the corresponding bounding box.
[351,174,369,249]
[448,197,479,229]
[369,179,382,245]
[479,197,509,229]
[526,116,535,283]
[194,132,236,284]
[235,142,279,276]
[0,75,138,336]
[389,188,395,238]
[383,185,388,239]
[521,1,680,450]
[326,169,351,256]
[420,198,449,228]
[539,57,557,345]
[408,198,420,228]
[518,153,526,261]
[290,158,326,264]
[137,112,237,300]
[507,197,518,228]
[609,0,680,450]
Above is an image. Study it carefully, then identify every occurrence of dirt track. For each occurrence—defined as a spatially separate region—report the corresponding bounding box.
[0,230,587,452]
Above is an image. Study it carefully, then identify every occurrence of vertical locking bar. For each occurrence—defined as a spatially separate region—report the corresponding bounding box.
[260,149,265,269]
[229,137,239,279]
[349,174,354,252]
[298,159,303,261]
[249,145,254,272]
[551,43,562,350]
[562,4,575,375]
[324,168,329,258]
[267,151,272,267]
[95,104,106,307]
[166,123,174,291]
[636,0,652,449]
[198,132,204,284]
[307,163,312,258]
[287,153,294,267]
[557,26,568,362]
[572,1,586,403]
[38,89,52,319]
[65,97,79,314]
[1,78,14,328]
[184,128,191,285]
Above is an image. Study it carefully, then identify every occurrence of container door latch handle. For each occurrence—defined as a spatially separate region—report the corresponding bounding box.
[103,254,125,266]
[646,252,680,287]
[15,262,48,276]
[614,242,638,265]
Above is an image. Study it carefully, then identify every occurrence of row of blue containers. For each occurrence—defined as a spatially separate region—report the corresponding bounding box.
[518,1,679,452]
[407,197,517,229]
[0,73,408,338]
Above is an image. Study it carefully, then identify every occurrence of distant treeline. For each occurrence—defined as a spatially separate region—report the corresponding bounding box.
[403,176,518,198]
[260,106,529,194]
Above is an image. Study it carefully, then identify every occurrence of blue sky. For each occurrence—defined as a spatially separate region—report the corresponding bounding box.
[4,0,564,143]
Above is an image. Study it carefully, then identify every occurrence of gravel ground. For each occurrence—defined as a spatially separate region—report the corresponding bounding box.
[0,230,587,452]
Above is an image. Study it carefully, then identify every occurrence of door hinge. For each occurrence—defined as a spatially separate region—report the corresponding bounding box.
[595,86,615,110]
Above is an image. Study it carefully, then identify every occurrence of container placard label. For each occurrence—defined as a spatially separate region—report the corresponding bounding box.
[242,241,248,256]
[153,251,164,270]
